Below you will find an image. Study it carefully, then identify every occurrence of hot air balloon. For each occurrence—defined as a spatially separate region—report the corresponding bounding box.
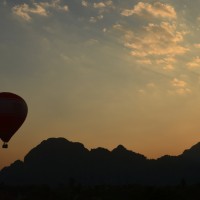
[0,92,28,148]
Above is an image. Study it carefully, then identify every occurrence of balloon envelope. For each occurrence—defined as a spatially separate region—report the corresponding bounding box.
[0,92,28,143]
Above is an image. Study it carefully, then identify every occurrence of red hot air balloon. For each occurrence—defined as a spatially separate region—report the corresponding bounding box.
[0,92,28,148]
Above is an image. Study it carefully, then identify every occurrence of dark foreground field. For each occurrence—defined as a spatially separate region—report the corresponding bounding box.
[1,183,200,200]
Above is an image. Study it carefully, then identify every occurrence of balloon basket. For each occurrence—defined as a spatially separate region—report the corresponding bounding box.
[2,143,8,148]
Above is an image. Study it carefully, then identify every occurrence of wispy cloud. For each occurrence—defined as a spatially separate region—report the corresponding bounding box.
[156,56,176,71]
[12,3,48,21]
[187,57,200,69]
[89,15,104,23]
[121,2,176,19]
[93,1,113,8]
[12,0,68,21]
[82,0,88,7]
[136,59,152,65]
[171,78,187,87]
[93,2,106,9]
[157,56,176,64]
[170,78,191,95]
[194,43,200,48]
[146,82,156,88]
[115,22,188,58]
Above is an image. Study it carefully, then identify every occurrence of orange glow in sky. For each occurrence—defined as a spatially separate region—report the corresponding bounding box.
[1,0,200,169]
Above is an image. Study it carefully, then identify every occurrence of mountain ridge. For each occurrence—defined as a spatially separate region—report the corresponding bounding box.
[1,137,200,186]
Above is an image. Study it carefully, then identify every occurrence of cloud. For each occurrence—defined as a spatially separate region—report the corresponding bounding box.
[146,83,156,88]
[121,2,176,19]
[12,3,47,21]
[93,2,106,9]
[12,0,68,21]
[136,59,152,65]
[170,78,191,95]
[41,0,69,12]
[171,78,187,87]
[85,39,99,46]
[98,15,104,19]
[105,1,113,6]
[118,22,188,57]
[82,0,88,7]
[114,2,189,73]
[89,16,97,23]
[163,64,174,71]
[168,87,191,95]
[93,1,113,9]
[81,0,113,10]
[156,56,176,71]
[89,15,103,23]
[113,23,123,30]
[157,56,176,64]
[187,57,200,69]
[103,28,107,32]
[90,0,114,15]
[83,0,113,22]
[194,43,200,48]
[138,89,146,95]
[172,88,192,95]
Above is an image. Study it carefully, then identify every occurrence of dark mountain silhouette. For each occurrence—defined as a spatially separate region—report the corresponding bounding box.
[1,137,200,186]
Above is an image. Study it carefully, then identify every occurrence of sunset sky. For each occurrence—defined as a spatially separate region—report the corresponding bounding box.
[1,0,200,169]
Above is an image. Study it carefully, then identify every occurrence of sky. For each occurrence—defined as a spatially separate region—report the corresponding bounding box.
[1,0,200,169]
